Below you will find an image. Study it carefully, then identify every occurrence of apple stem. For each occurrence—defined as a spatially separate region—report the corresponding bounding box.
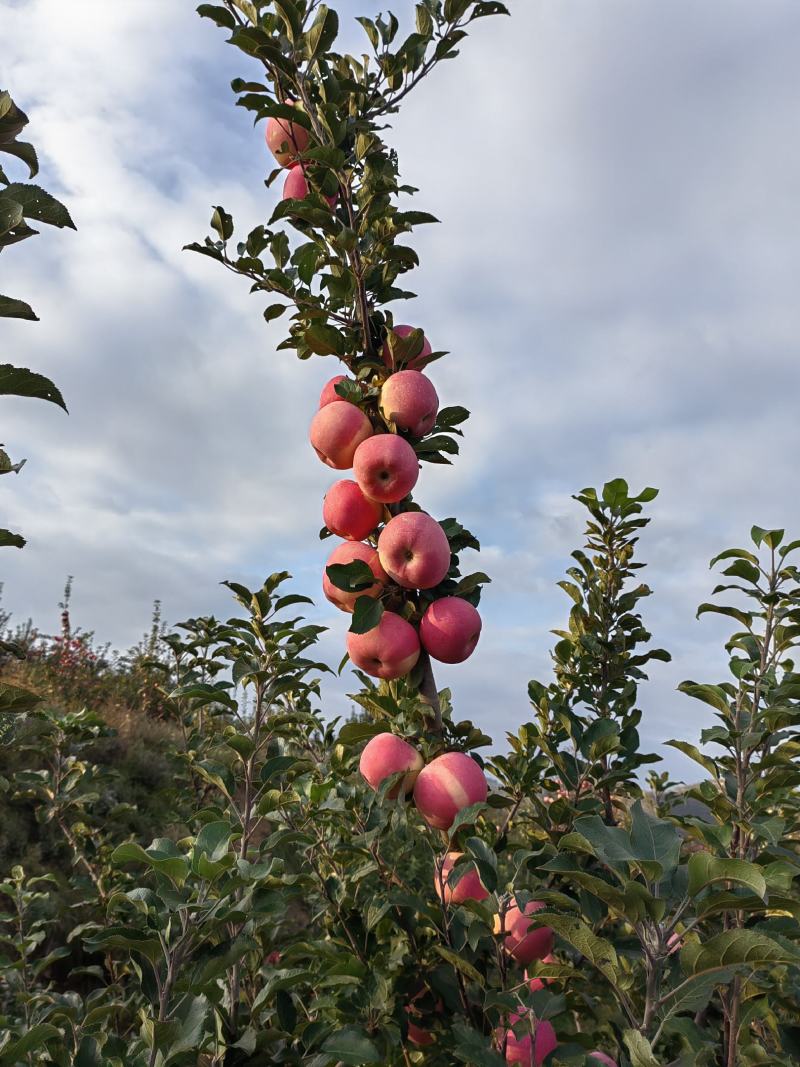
[418,649,443,734]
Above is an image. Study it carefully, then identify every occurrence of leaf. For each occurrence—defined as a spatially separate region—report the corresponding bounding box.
[349,596,384,635]
[434,944,484,985]
[683,929,800,974]
[0,529,26,549]
[305,4,339,62]
[325,559,375,593]
[0,364,67,410]
[194,821,232,864]
[0,1024,61,1064]
[304,323,346,356]
[0,682,41,712]
[665,740,720,779]
[623,1030,660,1067]
[320,1027,380,1064]
[337,720,388,745]
[533,912,620,984]
[0,294,37,320]
[112,839,190,886]
[0,140,38,179]
[687,853,767,900]
[2,182,74,228]
[196,3,236,28]
[678,682,731,715]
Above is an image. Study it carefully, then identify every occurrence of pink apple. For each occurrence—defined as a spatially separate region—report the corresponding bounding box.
[380,370,439,437]
[413,752,488,830]
[525,954,557,992]
[353,434,419,504]
[319,374,349,408]
[323,480,383,541]
[587,1054,618,1067]
[420,597,482,664]
[382,324,433,370]
[346,610,420,680]
[359,733,424,798]
[434,851,489,905]
[378,512,451,590]
[265,108,310,167]
[498,1015,558,1066]
[496,901,554,965]
[309,401,372,469]
[323,541,386,613]
[406,989,442,1047]
[282,165,338,208]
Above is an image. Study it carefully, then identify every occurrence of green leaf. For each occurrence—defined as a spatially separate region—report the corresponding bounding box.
[601,477,629,507]
[683,929,800,974]
[305,4,339,62]
[0,141,38,179]
[434,943,484,985]
[0,1024,61,1064]
[194,821,232,864]
[304,323,346,356]
[320,1027,380,1064]
[678,682,730,715]
[623,1030,660,1067]
[629,800,681,877]
[349,596,384,635]
[665,740,719,778]
[0,294,37,320]
[325,559,375,593]
[112,839,190,886]
[0,364,67,410]
[0,529,26,549]
[533,912,619,984]
[0,682,41,712]
[337,720,388,745]
[687,853,767,900]
[196,3,236,28]
[2,182,74,228]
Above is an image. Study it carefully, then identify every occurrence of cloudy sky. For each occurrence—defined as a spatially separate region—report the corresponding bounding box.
[3,0,800,778]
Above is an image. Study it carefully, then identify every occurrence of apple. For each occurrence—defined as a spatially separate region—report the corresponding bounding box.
[434,851,489,905]
[346,610,420,680]
[405,989,442,1047]
[378,512,451,590]
[310,401,372,469]
[359,733,424,798]
[319,374,348,408]
[265,107,310,167]
[525,953,557,992]
[382,324,433,370]
[413,752,488,830]
[587,1054,618,1067]
[420,597,482,663]
[353,434,419,504]
[323,480,383,541]
[323,541,386,613]
[498,1015,558,1067]
[282,165,338,208]
[495,900,554,965]
[379,370,439,437]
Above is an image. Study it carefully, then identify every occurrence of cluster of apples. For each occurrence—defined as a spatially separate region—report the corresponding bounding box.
[266,107,337,207]
[310,327,483,679]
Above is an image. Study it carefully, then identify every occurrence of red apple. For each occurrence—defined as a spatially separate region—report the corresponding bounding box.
[495,901,554,965]
[382,324,433,370]
[282,165,338,208]
[323,480,383,541]
[309,401,372,469]
[498,1015,558,1066]
[434,851,489,905]
[525,954,557,992]
[380,370,439,437]
[346,610,420,680]
[319,374,348,408]
[359,733,424,798]
[420,597,482,664]
[353,434,419,504]
[405,989,442,1047]
[378,512,451,590]
[265,107,310,167]
[413,752,488,830]
[323,541,386,613]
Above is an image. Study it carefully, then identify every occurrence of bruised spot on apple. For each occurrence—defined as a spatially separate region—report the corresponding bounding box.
[497,1015,558,1067]
[265,109,310,167]
[378,512,451,590]
[495,900,554,965]
[282,165,338,208]
[319,374,348,408]
[434,851,489,905]
[359,732,423,798]
[322,541,386,613]
[309,401,372,469]
[346,610,420,680]
[382,324,433,370]
[420,597,482,663]
[353,434,419,504]
[323,480,383,541]
[413,751,488,830]
[380,370,439,438]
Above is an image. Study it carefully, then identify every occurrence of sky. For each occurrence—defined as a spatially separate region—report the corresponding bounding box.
[3,0,800,780]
